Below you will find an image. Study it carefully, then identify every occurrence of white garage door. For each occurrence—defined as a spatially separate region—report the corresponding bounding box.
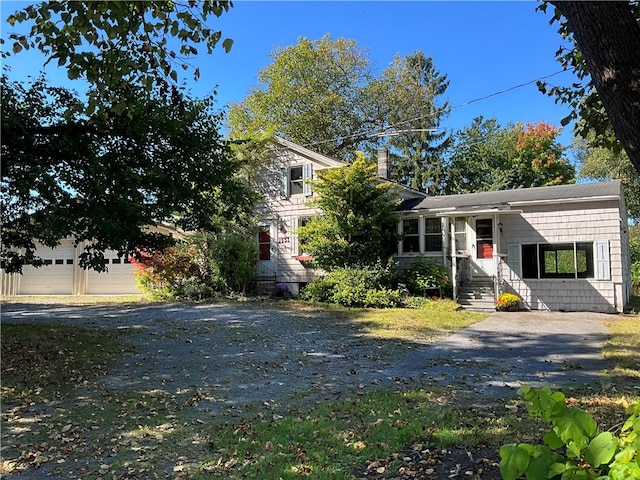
[19,243,76,295]
[86,251,140,295]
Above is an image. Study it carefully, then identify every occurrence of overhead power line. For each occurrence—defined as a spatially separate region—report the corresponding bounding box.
[274,69,569,151]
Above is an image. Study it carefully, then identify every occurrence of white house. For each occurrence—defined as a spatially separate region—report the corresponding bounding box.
[394,181,630,313]
[254,138,629,312]
[3,137,630,313]
[252,137,425,296]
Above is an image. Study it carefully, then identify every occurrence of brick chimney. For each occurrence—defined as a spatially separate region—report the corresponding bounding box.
[377,146,389,179]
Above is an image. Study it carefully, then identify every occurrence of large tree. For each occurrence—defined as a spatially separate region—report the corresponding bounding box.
[538,1,640,174]
[297,154,399,271]
[443,117,574,194]
[1,2,249,273]
[228,35,375,159]
[3,1,233,117]
[227,36,451,173]
[1,75,254,273]
[372,51,451,194]
[574,135,640,224]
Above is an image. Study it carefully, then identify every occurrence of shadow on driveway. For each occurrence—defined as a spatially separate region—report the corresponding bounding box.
[391,310,612,396]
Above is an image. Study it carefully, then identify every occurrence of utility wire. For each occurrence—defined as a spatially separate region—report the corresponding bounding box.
[273,69,568,151]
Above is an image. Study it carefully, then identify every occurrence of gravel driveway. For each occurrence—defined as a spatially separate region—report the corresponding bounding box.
[1,301,613,402]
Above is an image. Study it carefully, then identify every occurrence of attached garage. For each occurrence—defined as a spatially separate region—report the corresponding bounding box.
[2,241,141,296]
[86,251,139,295]
[18,242,77,295]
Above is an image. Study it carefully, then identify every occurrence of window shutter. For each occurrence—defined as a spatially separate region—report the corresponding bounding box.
[280,167,289,199]
[507,243,521,280]
[303,163,313,197]
[595,240,610,280]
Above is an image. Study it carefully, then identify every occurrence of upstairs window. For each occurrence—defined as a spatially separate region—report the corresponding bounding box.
[289,166,304,195]
[280,164,313,198]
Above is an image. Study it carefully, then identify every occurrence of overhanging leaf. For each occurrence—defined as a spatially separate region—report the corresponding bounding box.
[585,432,617,467]
[499,443,531,480]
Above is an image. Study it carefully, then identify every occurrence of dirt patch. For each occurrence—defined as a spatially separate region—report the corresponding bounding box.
[356,445,501,479]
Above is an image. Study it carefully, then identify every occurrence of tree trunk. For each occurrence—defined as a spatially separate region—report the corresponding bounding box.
[550,1,640,174]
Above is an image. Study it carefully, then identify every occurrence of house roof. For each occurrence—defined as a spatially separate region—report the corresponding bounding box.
[272,136,426,199]
[397,180,623,213]
[272,136,345,169]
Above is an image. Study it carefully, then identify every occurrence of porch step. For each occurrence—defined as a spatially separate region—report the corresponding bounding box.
[458,279,496,311]
[254,276,276,296]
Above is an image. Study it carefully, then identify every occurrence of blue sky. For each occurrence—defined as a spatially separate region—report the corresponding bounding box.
[1,1,578,147]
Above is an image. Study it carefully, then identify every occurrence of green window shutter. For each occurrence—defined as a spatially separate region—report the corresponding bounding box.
[507,243,521,280]
[280,167,289,199]
[595,240,610,280]
[303,163,313,197]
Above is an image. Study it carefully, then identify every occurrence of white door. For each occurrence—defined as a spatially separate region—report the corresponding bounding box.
[87,250,139,294]
[19,243,75,295]
[471,217,495,278]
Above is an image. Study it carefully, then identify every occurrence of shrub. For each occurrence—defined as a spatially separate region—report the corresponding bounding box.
[132,230,256,300]
[402,257,452,297]
[500,385,640,480]
[300,261,402,308]
[299,276,336,303]
[495,292,521,311]
[363,288,402,308]
[132,247,202,299]
[632,261,640,295]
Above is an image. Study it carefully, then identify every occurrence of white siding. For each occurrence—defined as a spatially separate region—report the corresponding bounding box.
[498,200,625,313]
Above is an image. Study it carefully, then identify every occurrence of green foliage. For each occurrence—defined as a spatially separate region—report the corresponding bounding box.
[536,2,640,157]
[228,34,375,158]
[402,256,452,297]
[132,229,257,300]
[444,117,575,194]
[228,35,450,174]
[632,263,640,296]
[4,1,233,117]
[495,293,521,311]
[0,74,255,273]
[371,51,451,193]
[298,154,400,271]
[300,262,402,308]
[500,385,640,480]
[574,135,640,223]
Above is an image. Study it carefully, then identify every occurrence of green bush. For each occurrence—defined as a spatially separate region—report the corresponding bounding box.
[402,256,452,297]
[132,230,256,300]
[632,262,640,295]
[299,276,336,303]
[363,288,402,308]
[500,385,640,480]
[300,261,402,308]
